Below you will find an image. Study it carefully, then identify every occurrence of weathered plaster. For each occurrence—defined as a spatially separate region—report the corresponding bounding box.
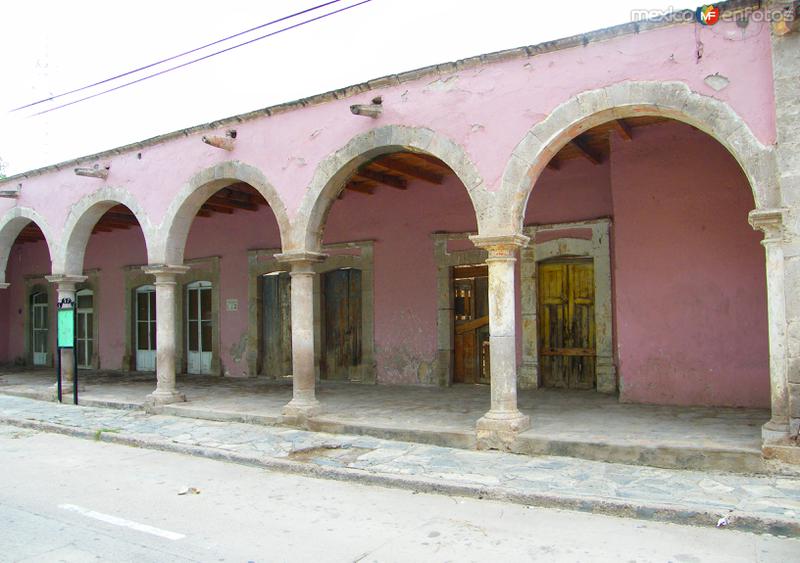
[498,81,780,236]
[0,208,55,285]
[294,125,487,253]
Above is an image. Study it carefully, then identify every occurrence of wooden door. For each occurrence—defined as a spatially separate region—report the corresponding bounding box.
[538,260,596,389]
[262,272,292,377]
[453,265,490,384]
[322,268,361,381]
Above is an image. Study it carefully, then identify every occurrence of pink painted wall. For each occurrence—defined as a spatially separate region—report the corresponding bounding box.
[3,240,53,364]
[0,17,774,238]
[0,281,8,362]
[0,122,769,408]
[323,176,478,383]
[184,205,281,376]
[610,122,768,407]
[83,226,148,368]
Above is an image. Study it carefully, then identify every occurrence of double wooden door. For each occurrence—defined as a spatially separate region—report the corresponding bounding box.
[261,268,362,381]
[538,259,596,389]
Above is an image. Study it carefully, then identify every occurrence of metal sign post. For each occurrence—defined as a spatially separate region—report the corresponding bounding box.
[56,297,78,404]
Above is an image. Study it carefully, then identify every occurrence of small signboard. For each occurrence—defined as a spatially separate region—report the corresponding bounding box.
[58,308,75,348]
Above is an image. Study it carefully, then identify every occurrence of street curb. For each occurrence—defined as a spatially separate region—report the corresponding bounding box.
[1,414,797,538]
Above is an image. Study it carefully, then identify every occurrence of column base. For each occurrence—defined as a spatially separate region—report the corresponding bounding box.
[762,419,790,445]
[144,390,186,409]
[476,410,530,451]
[281,399,323,424]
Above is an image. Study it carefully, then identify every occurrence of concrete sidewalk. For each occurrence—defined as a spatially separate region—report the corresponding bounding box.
[0,369,771,473]
[1,395,799,538]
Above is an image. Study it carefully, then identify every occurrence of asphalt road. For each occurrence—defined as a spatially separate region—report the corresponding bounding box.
[0,424,798,562]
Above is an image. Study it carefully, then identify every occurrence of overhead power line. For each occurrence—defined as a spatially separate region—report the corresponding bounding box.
[18,0,375,116]
[12,0,345,113]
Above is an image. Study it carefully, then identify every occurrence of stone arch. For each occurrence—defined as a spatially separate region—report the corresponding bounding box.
[291,125,488,253]
[55,187,156,275]
[497,81,779,234]
[156,161,290,265]
[0,207,57,284]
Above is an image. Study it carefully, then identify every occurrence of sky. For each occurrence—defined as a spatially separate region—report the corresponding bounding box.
[0,0,695,176]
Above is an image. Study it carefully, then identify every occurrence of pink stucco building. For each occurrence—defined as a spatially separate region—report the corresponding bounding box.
[1,1,798,461]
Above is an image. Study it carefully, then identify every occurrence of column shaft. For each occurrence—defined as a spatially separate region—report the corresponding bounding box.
[142,265,188,406]
[764,239,790,429]
[469,234,531,447]
[276,252,325,420]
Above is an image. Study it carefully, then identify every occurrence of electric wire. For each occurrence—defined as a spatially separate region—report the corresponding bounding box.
[12,0,343,112]
[20,0,374,116]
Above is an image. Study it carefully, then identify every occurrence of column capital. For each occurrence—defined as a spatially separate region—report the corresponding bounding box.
[45,274,88,285]
[274,251,326,264]
[275,251,326,274]
[142,264,190,279]
[469,233,530,257]
[0,283,9,290]
[749,208,787,244]
[45,274,88,293]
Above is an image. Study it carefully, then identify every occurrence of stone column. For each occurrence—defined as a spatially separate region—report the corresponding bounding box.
[45,274,88,390]
[142,265,189,407]
[469,234,531,448]
[749,209,790,443]
[275,251,325,420]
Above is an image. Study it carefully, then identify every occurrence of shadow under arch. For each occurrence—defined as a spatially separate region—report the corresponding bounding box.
[156,160,290,265]
[290,125,488,253]
[55,187,156,275]
[0,207,57,284]
[498,81,779,234]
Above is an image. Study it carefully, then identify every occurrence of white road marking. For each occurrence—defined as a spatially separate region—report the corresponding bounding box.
[58,504,185,541]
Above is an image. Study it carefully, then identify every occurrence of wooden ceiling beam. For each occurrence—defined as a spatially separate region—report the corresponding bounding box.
[372,158,444,185]
[345,180,376,195]
[570,137,603,165]
[407,153,452,172]
[611,119,632,141]
[201,202,235,214]
[354,168,408,189]
[207,194,259,211]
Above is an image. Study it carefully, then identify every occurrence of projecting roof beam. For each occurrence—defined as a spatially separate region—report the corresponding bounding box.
[345,180,376,195]
[611,119,632,141]
[355,169,407,189]
[570,137,603,165]
[372,158,444,185]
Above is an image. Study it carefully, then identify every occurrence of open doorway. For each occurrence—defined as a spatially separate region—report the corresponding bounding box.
[453,264,489,384]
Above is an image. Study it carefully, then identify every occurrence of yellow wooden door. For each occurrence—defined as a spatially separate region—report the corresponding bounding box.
[538,260,596,389]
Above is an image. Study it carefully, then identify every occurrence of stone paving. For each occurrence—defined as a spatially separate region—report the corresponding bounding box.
[0,369,770,472]
[0,394,798,537]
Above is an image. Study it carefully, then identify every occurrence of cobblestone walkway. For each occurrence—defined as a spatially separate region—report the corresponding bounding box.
[0,395,798,537]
